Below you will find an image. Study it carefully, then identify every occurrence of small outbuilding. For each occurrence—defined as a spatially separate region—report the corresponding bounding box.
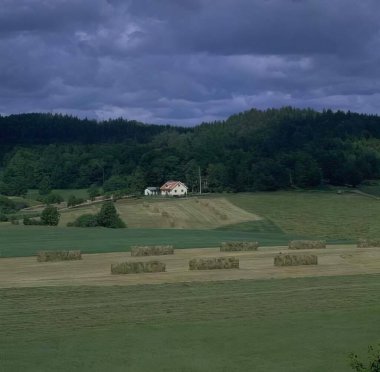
[160,181,188,197]
[144,187,160,196]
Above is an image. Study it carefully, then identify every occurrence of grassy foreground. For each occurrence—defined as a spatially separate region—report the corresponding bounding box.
[0,224,294,258]
[1,274,380,371]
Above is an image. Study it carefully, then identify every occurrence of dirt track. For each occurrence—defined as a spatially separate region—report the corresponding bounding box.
[1,245,380,288]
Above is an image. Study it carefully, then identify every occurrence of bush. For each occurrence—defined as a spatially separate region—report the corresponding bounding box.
[97,201,126,228]
[88,185,101,201]
[69,213,99,227]
[13,200,29,210]
[349,344,380,371]
[40,205,60,226]
[67,195,85,207]
[38,193,64,205]
[67,202,126,228]
[23,216,43,225]
[10,216,20,225]
[0,196,17,214]
[0,214,8,222]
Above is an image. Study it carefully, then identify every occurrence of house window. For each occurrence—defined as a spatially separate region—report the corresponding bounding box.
[175,190,177,193]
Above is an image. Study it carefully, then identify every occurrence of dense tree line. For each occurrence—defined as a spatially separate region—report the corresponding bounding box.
[1,107,380,195]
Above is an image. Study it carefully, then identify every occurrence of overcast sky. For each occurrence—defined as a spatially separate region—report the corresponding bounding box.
[1,0,380,125]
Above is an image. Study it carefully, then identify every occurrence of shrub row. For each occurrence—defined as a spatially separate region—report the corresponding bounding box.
[68,201,126,228]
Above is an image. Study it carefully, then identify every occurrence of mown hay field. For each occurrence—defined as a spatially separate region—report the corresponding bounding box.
[1,274,380,371]
[1,245,380,288]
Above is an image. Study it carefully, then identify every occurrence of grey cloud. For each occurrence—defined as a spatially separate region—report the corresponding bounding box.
[0,0,111,34]
[0,0,380,125]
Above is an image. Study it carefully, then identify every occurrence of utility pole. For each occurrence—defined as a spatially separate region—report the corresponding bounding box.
[199,166,202,195]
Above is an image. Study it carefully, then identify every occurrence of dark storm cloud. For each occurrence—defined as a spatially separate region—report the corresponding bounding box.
[1,0,380,124]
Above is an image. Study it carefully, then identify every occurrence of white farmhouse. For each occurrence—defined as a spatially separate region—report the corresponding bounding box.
[144,187,160,196]
[160,181,188,197]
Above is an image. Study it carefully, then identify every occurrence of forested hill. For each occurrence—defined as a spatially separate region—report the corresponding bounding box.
[1,107,380,195]
[0,113,176,145]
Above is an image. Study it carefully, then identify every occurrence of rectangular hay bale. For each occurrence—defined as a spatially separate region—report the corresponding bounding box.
[288,240,326,250]
[130,245,174,256]
[220,241,259,252]
[189,256,239,270]
[357,239,380,248]
[37,250,82,262]
[274,253,318,267]
[111,260,166,274]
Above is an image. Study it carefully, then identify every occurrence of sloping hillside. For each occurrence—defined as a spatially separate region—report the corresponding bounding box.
[59,197,261,229]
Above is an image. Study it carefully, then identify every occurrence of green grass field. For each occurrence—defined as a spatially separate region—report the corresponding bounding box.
[0,224,294,258]
[226,191,380,239]
[1,274,379,371]
[1,191,380,371]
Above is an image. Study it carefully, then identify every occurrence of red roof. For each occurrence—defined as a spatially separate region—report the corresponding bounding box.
[160,181,187,191]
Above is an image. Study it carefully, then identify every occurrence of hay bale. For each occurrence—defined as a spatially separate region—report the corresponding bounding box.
[288,240,326,250]
[189,256,239,270]
[130,245,174,256]
[37,250,82,262]
[357,239,380,248]
[220,241,259,252]
[111,260,166,274]
[274,253,318,266]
